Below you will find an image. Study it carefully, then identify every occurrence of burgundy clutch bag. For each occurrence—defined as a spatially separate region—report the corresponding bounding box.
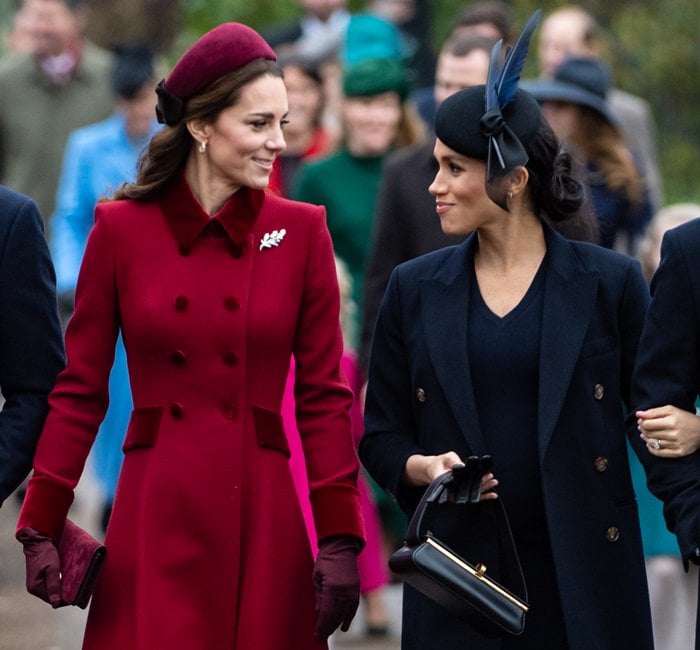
[58,519,107,608]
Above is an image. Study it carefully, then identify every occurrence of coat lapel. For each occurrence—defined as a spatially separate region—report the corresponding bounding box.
[420,236,488,455]
[538,228,599,461]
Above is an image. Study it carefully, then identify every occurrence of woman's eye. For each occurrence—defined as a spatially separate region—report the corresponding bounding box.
[449,164,463,174]
[251,120,268,129]
[280,119,290,128]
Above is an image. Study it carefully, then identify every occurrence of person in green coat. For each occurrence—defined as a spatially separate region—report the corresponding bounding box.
[293,56,424,348]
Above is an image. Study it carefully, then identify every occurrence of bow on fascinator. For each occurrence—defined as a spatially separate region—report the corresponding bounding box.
[481,10,541,208]
[155,80,184,125]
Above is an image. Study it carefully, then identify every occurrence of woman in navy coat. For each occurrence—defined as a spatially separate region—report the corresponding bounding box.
[360,31,654,649]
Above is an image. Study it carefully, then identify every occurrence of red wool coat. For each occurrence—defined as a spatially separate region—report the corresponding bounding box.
[19,176,364,649]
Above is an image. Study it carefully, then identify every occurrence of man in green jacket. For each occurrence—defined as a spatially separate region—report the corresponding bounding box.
[0,0,112,238]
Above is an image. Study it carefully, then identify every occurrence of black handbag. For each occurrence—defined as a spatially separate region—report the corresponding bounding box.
[389,465,528,636]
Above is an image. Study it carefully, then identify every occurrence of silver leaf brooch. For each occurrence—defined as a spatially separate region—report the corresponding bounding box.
[259,229,286,251]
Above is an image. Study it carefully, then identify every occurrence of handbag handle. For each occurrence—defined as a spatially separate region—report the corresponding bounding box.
[405,471,454,546]
[405,456,491,545]
[403,462,528,603]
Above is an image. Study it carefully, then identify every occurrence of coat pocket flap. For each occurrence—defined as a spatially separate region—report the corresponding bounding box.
[122,406,163,452]
[253,405,290,458]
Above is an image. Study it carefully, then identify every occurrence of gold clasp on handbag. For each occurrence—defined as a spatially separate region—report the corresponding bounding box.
[475,563,487,578]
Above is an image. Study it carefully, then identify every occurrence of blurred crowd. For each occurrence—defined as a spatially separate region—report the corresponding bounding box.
[0,1,696,648]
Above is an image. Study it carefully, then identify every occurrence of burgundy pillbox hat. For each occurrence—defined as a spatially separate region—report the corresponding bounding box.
[156,22,276,126]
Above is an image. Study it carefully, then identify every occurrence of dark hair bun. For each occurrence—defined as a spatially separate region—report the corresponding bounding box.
[548,151,585,221]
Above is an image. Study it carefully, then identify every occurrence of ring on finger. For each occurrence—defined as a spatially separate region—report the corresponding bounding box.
[652,439,661,450]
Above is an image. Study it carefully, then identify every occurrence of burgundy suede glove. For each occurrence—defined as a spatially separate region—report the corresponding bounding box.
[16,527,63,608]
[313,536,361,641]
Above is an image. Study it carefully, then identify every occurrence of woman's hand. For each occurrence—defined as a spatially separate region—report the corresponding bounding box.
[637,405,700,457]
[404,452,463,485]
[313,537,361,641]
[404,452,499,500]
[16,527,63,608]
[479,473,499,500]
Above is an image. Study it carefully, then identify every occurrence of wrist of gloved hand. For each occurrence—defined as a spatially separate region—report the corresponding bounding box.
[16,527,63,608]
[312,536,362,642]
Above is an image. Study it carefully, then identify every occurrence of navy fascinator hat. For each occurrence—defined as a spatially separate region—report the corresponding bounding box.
[435,87,541,173]
[434,10,542,210]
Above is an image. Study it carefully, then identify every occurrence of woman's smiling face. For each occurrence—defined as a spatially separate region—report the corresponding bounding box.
[428,138,500,235]
[342,91,402,157]
[201,74,289,192]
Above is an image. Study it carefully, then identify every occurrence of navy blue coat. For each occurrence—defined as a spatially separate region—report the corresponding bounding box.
[0,185,64,505]
[631,217,700,563]
[360,225,654,649]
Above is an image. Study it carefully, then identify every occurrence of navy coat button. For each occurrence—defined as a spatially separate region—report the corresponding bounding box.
[170,403,184,419]
[223,350,239,366]
[593,384,604,400]
[606,526,620,542]
[171,350,186,365]
[224,296,239,311]
[174,295,188,311]
[416,387,426,403]
[594,457,608,472]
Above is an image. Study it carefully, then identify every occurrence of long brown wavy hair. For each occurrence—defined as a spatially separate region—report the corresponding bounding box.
[567,105,643,204]
[113,58,283,202]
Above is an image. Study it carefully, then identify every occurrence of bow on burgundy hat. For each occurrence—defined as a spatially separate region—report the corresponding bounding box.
[480,10,541,209]
[156,22,276,126]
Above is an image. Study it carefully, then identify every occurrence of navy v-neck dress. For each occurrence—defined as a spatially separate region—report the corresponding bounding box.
[468,258,569,648]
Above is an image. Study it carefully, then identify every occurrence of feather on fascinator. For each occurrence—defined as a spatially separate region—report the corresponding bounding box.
[481,10,541,208]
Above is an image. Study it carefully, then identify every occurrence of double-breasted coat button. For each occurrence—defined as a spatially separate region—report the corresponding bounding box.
[174,295,188,311]
[171,350,186,366]
[606,526,620,542]
[222,404,238,420]
[594,457,608,473]
[416,388,426,403]
[224,296,239,311]
[179,245,191,256]
[223,350,239,366]
[170,403,184,419]
[593,384,605,400]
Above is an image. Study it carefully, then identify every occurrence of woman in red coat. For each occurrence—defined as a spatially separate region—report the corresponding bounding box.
[16,22,364,650]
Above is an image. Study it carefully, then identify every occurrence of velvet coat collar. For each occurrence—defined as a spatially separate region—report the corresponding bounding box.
[158,173,265,251]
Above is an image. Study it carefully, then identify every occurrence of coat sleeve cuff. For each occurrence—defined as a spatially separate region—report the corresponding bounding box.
[310,485,365,547]
[16,476,74,543]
